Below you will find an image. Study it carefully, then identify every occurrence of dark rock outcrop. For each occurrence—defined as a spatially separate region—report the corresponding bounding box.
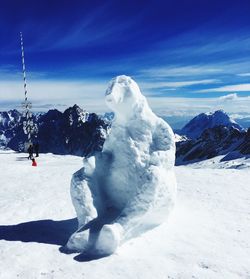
[6,105,109,157]
[176,126,250,165]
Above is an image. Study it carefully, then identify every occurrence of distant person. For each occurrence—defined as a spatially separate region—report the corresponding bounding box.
[27,144,33,160]
[34,142,40,157]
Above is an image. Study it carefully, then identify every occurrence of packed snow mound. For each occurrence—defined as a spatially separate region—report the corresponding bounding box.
[180,110,243,139]
[66,75,177,256]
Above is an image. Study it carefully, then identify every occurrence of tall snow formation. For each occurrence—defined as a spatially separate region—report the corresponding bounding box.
[180,110,243,139]
[66,75,177,256]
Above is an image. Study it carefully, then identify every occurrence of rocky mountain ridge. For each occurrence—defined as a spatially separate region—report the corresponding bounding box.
[176,110,249,164]
[1,105,109,157]
[1,108,249,164]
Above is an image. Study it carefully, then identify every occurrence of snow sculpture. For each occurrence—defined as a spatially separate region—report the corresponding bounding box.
[66,75,177,256]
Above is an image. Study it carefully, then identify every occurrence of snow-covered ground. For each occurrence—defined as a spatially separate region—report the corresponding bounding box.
[184,155,250,170]
[0,150,249,279]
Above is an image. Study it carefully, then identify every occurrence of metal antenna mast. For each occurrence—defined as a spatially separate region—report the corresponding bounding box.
[20,32,37,144]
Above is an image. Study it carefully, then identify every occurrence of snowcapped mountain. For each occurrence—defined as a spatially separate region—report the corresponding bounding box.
[5,105,109,156]
[175,110,249,165]
[0,109,22,129]
[176,125,250,165]
[180,110,244,139]
[0,110,22,147]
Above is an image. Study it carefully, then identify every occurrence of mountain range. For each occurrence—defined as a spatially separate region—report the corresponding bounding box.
[176,110,249,164]
[179,110,244,139]
[0,107,249,164]
[1,105,109,157]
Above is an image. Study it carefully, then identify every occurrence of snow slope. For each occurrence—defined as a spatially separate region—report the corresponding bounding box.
[0,151,249,279]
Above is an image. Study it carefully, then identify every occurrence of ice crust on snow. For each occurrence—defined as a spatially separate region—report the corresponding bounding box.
[66,75,177,256]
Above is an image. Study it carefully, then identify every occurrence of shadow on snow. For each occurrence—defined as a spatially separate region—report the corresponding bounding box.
[0,218,111,261]
[0,218,77,246]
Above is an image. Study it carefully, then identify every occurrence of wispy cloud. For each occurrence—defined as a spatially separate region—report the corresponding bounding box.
[1,78,250,123]
[0,79,108,112]
[152,28,250,63]
[219,93,238,101]
[141,79,219,90]
[148,95,250,119]
[199,83,250,93]
[139,65,222,78]
[27,3,146,52]
[237,73,250,77]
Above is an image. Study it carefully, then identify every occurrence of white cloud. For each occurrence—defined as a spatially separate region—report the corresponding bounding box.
[1,79,250,119]
[0,80,107,112]
[147,95,250,118]
[229,113,250,120]
[237,73,250,77]
[139,65,222,78]
[219,93,238,101]
[199,83,250,93]
[141,79,219,90]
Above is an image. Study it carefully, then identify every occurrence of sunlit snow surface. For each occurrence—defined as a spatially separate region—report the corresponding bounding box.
[0,150,249,279]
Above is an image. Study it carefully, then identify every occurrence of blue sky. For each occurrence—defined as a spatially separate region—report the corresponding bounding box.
[0,0,250,125]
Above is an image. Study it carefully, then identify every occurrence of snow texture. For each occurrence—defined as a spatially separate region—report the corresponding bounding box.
[0,151,250,278]
[66,75,177,256]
